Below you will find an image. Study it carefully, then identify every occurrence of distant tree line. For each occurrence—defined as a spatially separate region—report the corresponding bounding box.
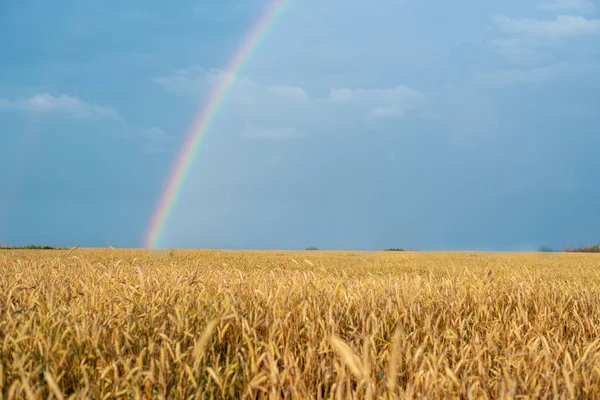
[0,245,65,250]
[564,244,600,253]
[540,244,600,253]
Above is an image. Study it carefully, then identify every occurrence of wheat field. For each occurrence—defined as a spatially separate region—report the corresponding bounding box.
[1,249,600,399]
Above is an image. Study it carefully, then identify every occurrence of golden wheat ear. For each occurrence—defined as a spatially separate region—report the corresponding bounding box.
[67,244,80,255]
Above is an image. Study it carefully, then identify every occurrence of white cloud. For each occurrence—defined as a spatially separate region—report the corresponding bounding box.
[144,126,171,141]
[490,13,600,64]
[472,63,571,86]
[489,37,553,65]
[157,67,428,114]
[328,88,354,102]
[538,0,595,13]
[132,126,172,153]
[154,67,208,95]
[0,93,119,119]
[328,85,427,104]
[369,106,406,118]
[155,67,430,138]
[155,67,258,96]
[493,15,600,39]
[328,85,429,119]
[0,93,170,153]
[241,126,304,140]
[265,85,309,102]
[156,67,312,110]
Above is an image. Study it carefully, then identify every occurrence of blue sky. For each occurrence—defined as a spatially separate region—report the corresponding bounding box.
[1,0,599,250]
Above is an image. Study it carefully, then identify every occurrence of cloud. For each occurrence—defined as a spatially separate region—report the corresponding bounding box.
[493,15,600,39]
[155,67,311,113]
[241,126,304,140]
[131,126,173,153]
[369,106,406,118]
[155,67,430,137]
[538,0,596,13]
[472,63,571,86]
[143,126,171,141]
[0,93,171,153]
[154,68,207,95]
[328,85,428,119]
[154,67,258,96]
[266,86,310,103]
[328,85,427,104]
[490,14,600,64]
[489,38,554,65]
[156,67,428,116]
[328,88,353,103]
[0,93,119,119]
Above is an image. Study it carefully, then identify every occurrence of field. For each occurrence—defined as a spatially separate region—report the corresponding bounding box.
[1,249,600,399]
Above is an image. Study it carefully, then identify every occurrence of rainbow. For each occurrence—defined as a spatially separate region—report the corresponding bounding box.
[143,0,289,248]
